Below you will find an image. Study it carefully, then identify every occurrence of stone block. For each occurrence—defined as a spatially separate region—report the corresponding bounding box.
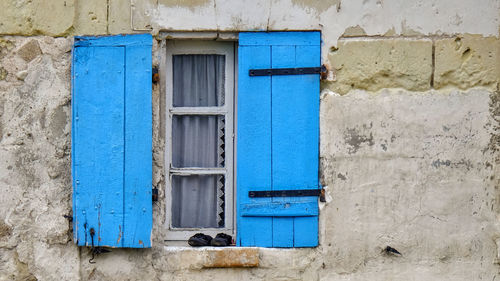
[0,1,34,35]
[325,38,433,94]
[32,0,75,35]
[109,0,134,34]
[17,40,42,62]
[131,0,155,30]
[0,0,75,36]
[203,248,259,268]
[434,35,499,89]
[74,0,108,35]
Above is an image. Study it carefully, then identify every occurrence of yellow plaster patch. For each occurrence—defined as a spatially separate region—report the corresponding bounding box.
[108,0,134,34]
[434,35,499,90]
[290,0,340,12]
[325,38,433,95]
[383,27,397,37]
[32,0,75,36]
[159,0,211,7]
[74,0,108,35]
[158,0,212,13]
[0,0,34,35]
[342,25,367,37]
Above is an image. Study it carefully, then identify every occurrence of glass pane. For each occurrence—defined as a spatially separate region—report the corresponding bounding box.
[172,54,225,107]
[171,175,225,228]
[172,115,225,168]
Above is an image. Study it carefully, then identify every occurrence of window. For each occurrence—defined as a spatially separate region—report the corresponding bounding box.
[71,32,320,249]
[164,41,235,241]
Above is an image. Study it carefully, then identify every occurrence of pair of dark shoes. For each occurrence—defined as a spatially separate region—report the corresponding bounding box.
[188,233,233,247]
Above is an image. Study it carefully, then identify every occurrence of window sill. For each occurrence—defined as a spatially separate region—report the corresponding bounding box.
[163,246,259,268]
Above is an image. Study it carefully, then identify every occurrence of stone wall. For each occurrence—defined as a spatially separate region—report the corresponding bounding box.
[0,0,499,280]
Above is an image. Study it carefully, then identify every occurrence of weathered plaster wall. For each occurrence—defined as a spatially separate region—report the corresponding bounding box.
[0,0,499,280]
[0,36,78,281]
[0,34,498,281]
[1,0,499,55]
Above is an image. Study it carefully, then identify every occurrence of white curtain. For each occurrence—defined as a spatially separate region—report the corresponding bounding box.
[171,55,226,228]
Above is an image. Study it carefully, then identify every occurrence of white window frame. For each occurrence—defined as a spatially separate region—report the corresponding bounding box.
[164,40,236,241]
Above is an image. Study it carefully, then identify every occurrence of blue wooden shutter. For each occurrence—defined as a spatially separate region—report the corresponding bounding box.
[72,34,153,248]
[237,32,320,247]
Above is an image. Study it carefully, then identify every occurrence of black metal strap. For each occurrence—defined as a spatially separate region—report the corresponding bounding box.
[249,189,322,198]
[249,66,325,76]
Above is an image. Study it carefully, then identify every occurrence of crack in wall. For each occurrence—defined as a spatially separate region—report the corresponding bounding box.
[431,39,435,88]
[106,0,110,34]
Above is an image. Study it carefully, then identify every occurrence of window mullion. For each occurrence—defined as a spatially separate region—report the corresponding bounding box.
[169,167,227,175]
[170,106,227,115]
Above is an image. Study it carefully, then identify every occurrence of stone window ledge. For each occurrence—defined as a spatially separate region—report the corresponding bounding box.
[163,246,260,268]
[161,246,317,270]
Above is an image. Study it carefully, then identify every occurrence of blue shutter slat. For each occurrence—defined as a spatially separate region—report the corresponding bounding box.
[237,32,320,248]
[237,45,273,247]
[72,35,152,248]
[273,45,320,188]
[123,46,153,248]
[73,46,125,248]
[287,44,320,247]
[239,32,321,46]
[272,45,298,248]
[241,202,318,217]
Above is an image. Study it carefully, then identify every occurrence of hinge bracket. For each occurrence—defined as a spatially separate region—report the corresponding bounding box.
[249,188,323,198]
[249,66,326,76]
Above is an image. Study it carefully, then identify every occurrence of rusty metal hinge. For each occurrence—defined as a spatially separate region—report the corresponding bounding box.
[152,66,159,84]
[152,188,158,202]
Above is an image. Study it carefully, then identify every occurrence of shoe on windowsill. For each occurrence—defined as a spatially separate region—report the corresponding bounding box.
[210,233,232,247]
[188,233,213,247]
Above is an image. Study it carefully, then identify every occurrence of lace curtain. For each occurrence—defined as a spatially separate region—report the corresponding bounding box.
[170,54,226,228]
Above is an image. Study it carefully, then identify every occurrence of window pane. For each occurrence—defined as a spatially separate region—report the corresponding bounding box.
[172,115,225,168]
[172,54,225,107]
[171,175,225,228]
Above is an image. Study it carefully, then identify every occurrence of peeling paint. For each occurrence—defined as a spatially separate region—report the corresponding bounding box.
[117,225,123,244]
[159,0,212,9]
[432,159,452,168]
[290,0,339,12]
[341,25,367,37]
[149,0,500,61]
[344,127,374,154]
